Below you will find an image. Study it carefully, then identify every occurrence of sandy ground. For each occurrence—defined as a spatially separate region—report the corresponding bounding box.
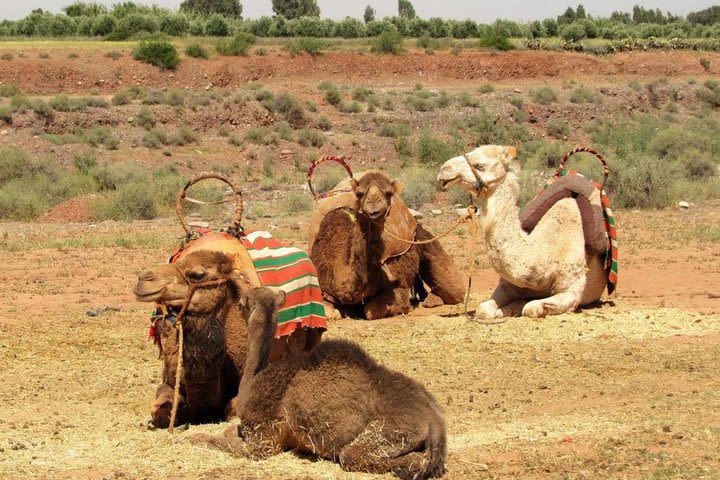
[0,203,718,480]
[0,45,719,479]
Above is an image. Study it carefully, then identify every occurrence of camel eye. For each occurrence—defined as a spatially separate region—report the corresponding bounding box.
[474,164,485,171]
[385,191,393,200]
[187,270,206,282]
[355,191,364,199]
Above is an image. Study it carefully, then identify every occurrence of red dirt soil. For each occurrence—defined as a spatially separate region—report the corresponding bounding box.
[1,50,720,95]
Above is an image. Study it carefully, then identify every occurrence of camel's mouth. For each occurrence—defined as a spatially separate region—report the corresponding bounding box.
[133,284,166,301]
[438,175,461,190]
[365,210,387,220]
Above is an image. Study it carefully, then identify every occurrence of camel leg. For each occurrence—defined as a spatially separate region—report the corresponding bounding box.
[190,423,283,460]
[338,420,426,477]
[416,226,466,305]
[364,286,412,320]
[475,280,524,321]
[522,291,581,318]
[151,383,188,428]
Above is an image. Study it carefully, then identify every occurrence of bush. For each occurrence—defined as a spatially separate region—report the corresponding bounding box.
[94,182,157,220]
[111,91,130,106]
[546,117,570,138]
[297,129,325,147]
[478,31,514,51]
[132,40,179,70]
[396,166,437,207]
[286,37,329,57]
[204,14,230,36]
[351,87,374,102]
[377,122,410,138]
[417,131,456,165]
[317,116,332,131]
[159,14,189,36]
[272,92,305,126]
[185,42,209,59]
[216,32,255,56]
[477,83,494,94]
[372,30,404,54]
[282,193,313,213]
[569,87,603,104]
[531,86,557,105]
[323,86,342,106]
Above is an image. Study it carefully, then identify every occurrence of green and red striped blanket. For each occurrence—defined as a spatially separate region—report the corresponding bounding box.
[239,230,327,336]
[168,230,326,338]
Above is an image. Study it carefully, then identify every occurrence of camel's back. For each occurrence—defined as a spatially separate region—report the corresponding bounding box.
[530,198,586,261]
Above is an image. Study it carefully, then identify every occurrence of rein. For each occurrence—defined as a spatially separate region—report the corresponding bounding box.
[377,205,478,246]
[168,268,228,434]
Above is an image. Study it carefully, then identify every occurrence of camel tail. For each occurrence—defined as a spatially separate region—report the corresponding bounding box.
[392,418,446,480]
[421,419,447,479]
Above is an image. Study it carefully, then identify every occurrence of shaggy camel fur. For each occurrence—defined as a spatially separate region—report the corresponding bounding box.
[310,170,465,319]
[133,250,321,428]
[191,287,446,480]
[437,145,607,319]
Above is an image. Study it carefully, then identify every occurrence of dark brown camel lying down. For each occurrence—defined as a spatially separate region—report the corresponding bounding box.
[309,170,465,319]
[191,287,447,480]
[133,250,322,427]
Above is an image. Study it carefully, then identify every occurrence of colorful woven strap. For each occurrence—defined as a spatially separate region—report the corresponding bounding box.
[307,155,353,199]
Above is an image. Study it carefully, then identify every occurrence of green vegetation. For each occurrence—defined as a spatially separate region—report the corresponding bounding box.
[397,166,437,207]
[531,86,557,105]
[185,41,209,58]
[372,31,404,54]
[286,37,329,57]
[216,32,255,56]
[132,40,179,69]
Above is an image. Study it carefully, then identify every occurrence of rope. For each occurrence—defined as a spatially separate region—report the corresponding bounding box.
[307,155,354,200]
[379,206,478,246]
[167,272,228,434]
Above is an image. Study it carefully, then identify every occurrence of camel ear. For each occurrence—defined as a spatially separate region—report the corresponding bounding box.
[391,180,404,194]
[275,290,286,307]
[350,178,359,190]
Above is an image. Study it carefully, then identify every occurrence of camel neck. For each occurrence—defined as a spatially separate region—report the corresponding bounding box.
[356,213,385,268]
[479,173,533,284]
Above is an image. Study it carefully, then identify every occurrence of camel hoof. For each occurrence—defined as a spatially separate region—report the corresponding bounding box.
[522,303,546,318]
[323,302,341,320]
[421,292,444,308]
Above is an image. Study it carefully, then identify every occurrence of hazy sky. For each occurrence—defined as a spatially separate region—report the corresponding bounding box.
[2,1,718,22]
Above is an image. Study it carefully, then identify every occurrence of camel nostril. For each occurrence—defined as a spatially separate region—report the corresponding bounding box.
[139,271,155,281]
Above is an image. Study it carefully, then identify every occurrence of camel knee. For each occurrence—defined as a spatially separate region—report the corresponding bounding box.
[475,300,501,320]
[364,289,411,319]
[151,383,183,428]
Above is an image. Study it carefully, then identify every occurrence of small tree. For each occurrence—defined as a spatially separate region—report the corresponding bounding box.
[271,0,320,19]
[364,5,375,24]
[180,0,243,18]
[398,0,416,20]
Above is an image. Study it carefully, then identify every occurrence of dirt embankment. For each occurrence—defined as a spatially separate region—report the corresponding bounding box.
[1,49,719,94]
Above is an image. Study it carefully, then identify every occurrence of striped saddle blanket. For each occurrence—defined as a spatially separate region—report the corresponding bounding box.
[169,230,327,337]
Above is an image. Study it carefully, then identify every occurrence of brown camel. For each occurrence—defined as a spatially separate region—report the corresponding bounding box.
[191,287,446,480]
[310,170,465,319]
[133,250,322,428]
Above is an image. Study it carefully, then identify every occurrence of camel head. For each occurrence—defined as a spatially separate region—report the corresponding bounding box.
[437,145,519,197]
[133,250,249,313]
[350,171,403,221]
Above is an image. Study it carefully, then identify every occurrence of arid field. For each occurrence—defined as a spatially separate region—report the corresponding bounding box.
[0,41,719,479]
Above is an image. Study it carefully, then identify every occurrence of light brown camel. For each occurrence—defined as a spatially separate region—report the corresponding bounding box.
[133,250,322,427]
[437,145,607,319]
[310,170,465,319]
[191,287,446,480]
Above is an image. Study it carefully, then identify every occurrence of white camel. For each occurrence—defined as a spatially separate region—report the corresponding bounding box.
[437,145,608,320]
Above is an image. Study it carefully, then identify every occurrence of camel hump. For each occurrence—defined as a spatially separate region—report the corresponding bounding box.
[520,175,608,256]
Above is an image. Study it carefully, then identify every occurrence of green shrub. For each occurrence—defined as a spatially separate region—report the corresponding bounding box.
[477,83,494,94]
[323,86,342,106]
[531,86,557,105]
[607,156,673,209]
[286,37,329,57]
[372,30,404,54]
[132,40,179,70]
[282,193,313,213]
[478,31,514,51]
[297,129,325,147]
[394,136,413,159]
[457,91,480,108]
[546,117,570,139]
[417,131,456,165]
[0,106,12,124]
[0,84,21,97]
[274,121,294,141]
[378,122,410,138]
[243,127,271,145]
[216,32,255,56]
[273,93,305,126]
[0,183,47,220]
[94,182,158,220]
[317,116,332,131]
[185,42,209,59]
[569,87,603,104]
[351,87,374,102]
[681,150,716,180]
[311,166,347,193]
[340,101,363,113]
[262,157,274,178]
[396,166,437,208]
[204,14,230,36]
